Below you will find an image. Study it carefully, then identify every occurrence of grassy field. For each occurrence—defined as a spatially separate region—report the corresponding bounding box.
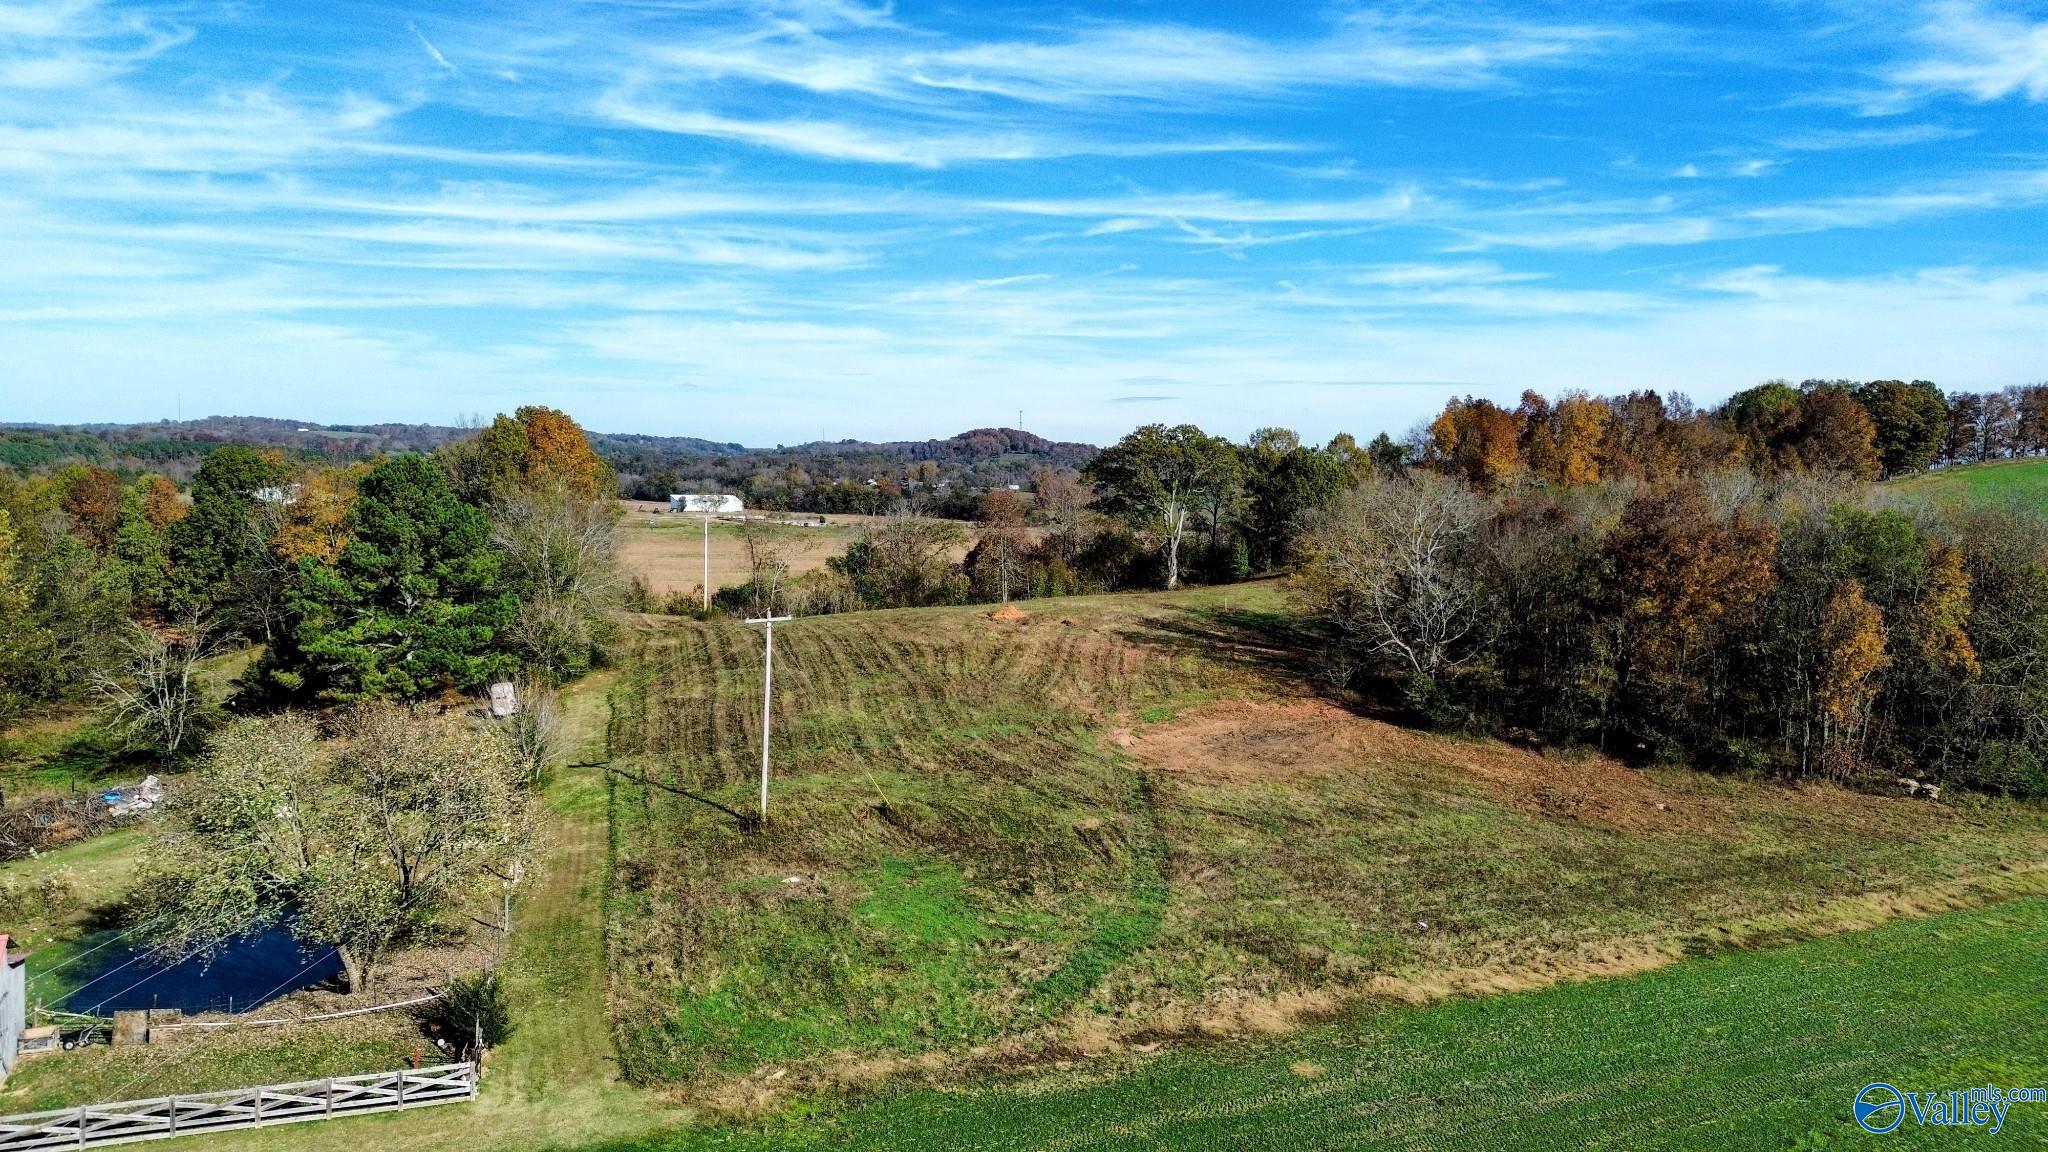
[3,581,2044,1150]
[597,895,2048,1150]
[4,824,148,1014]
[0,715,140,795]
[1886,456,2048,506]
[616,509,871,598]
[0,1017,422,1114]
[602,584,2048,1104]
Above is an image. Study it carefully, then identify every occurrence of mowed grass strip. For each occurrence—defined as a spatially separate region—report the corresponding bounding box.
[605,597,1224,1086]
[603,584,2048,1097]
[599,895,2048,1151]
[1885,456,2048,507]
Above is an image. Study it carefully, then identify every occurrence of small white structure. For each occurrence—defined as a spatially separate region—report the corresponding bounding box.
[669,494,743,514]
[488,681,521,718]
[0,936,24,1081]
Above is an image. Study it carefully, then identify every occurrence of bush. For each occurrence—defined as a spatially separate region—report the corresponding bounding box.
[1967,742,2048,799]
[425,970,513,1052]
[0,871,77,922]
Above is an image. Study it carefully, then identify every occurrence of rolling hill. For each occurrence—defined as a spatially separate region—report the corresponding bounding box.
[601,582,2048,1103]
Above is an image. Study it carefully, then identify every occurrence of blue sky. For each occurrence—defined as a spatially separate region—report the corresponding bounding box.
[2,0,2046,446]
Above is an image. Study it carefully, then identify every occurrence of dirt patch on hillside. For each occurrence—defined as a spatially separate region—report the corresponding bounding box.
[1120,697,1931,838]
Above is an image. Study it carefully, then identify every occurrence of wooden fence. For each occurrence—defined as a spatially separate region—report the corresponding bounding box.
[0,1062,475,1149]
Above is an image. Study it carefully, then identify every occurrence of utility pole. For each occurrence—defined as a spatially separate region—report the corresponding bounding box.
[744,614,793,827]
[702,512,712,610]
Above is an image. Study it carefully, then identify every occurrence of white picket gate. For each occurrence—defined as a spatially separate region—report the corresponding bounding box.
[0,1061,475,1149]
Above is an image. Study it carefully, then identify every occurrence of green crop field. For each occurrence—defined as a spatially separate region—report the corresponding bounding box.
[1887,457,2048,506]
[599,895,2048,1150]
[602,584,2048,1104]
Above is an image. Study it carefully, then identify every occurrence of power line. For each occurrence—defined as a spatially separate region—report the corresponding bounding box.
[25,913,172,987]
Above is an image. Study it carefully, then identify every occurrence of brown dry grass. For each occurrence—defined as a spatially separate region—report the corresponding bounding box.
[1125,696,1943,839]
[615,509,867,596]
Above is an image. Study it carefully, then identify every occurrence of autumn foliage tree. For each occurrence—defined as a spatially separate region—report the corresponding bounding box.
[444,406,612,502]
[1084,424,1238,590]
[1600,482,1777,756]
[1299,455,2046,795]
[1814,580,1890,778]
[1427,398,1523,489]
[60,465,124,554]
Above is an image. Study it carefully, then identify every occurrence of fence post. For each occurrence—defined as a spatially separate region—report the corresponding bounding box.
[254,1089,263,1126]
[325,1078,334,1117]
[168,1095,177,1135]
[74,1105,85,1147]
[397,1070,407,1109]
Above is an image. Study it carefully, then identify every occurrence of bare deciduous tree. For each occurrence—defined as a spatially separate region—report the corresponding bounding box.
[491,680,568,786]
[1297,472,1487,684]
[93,615,227,763]
[734,516,812,616]
[491,483,623,681]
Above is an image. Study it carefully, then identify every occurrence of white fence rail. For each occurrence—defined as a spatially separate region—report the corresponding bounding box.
[0,1062,475,1149]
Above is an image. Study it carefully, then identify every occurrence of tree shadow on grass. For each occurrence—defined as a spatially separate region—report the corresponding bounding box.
[1109,594,1427,728]
[602,761,761,833]
[1111,597,1330,686]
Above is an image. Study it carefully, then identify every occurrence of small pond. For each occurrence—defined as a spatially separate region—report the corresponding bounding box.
[37,926,344,1017]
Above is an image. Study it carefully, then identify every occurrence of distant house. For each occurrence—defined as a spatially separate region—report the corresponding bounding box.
[669,494,744,514]
[253,484,300,505]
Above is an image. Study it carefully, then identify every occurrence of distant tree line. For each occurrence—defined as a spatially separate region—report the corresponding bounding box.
[1,419,1101,519]
[672,423,1389,618]
[614,427,1098,516]
[1424,379,2048,487]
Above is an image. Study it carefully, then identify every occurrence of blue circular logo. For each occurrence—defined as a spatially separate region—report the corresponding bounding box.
[1855,1083,1906,1134]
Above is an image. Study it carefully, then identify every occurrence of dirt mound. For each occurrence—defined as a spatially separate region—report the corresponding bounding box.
[988,604,1029,623]
[1119,697,1912,838]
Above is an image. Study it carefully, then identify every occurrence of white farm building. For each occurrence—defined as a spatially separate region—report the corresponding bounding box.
[669,494,744,514]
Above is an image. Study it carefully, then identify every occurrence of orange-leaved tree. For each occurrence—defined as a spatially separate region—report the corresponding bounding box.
[1815,578,1890,778]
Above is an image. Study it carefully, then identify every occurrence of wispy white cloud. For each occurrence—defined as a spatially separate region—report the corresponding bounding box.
[593,89,1294,166]
[1774,123,1972,150]
[0,0,188,89]
[1346,262,1545,287]
[1882,1,2048,104]
[982,188,1423,224]
[642,14,1614,107]
[409,21,463,78]
[0,90,400,172]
